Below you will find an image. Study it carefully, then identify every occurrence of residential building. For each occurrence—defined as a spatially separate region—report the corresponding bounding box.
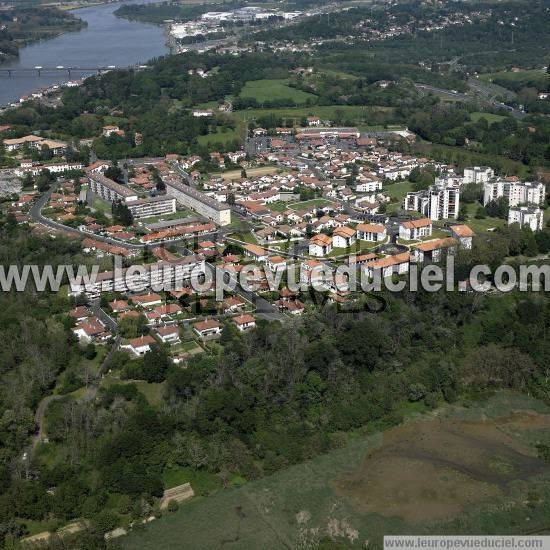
[155,326,181,344]
[356,223,387,242]
[404,184,460,220]
[365,252,410,278]
[68,256,205,297]
[309,234,333,257]
[332,226,356,248]
[132,293,163,308]
[193,319,222,339]
[483,180,545,207]
[165,179,231,226]
[399,218,432,240]
[450,224,475,249]
[72,317,109,342]
[123,335,156,356]
[463,166,494,184]
[356,178,382,193]
[88,173,138,203]
[126,196,177,219]
[223,296,246,313]
[233,314,256,331]
[412,237,458,263]
[508,206,544,231]
[266,255,287,272]
[243,243,269,262]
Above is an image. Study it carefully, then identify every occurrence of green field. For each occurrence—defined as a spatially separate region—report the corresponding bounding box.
[289,198,335,210]
[196,126,242,147]
[239,79,317,106]
[469,112,507,124]
[121,391,550,550]
[240,79,316,105]
[385,180,413,203]
[462,201,507,233]
[234,104,393,126]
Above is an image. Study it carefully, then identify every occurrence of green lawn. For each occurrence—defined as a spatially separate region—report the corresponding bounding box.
[197,126,242,147]
[91,196,112,217]
[162,466,220,495]
[289,198,334,211]
[234,104,393,125]
[469,112,506,124]
[385,180,413,203]
[239,79,316,106]
[462,201,507,233]
[139,210,194,225]
[268,201,290,212]
[100,376,165,407]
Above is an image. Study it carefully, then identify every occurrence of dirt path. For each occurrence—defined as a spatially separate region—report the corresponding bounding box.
[25,336,121,463]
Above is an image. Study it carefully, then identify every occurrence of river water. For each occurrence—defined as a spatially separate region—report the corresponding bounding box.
[0,0,168,106]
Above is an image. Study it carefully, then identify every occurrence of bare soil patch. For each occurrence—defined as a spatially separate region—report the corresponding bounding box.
[333,411,550,523]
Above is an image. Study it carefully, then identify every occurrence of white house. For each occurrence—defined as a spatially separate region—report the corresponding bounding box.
[508,206,544,231]
[365,253,410,279]
[233,314,256,331]
[155,325,181,344]
[332,226,356,248]
[463,166,494,184]
[123,335,156,356]
[266,255,288,272]
[412,238,458,263]
[309,234,333,257]
[450,224,475,249]
[399,218,432,241]
[193,319,222,339]
[72,317,109,343]
[356,223,387,242]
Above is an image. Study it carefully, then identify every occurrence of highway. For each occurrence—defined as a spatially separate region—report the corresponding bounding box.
[414,81,527,120]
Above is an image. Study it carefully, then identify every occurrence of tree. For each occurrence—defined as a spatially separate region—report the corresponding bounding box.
[485,197,509,219]
[111,200,133,226]
[105,163,124,184]
[84,343,97,360]
[141,345,170,383]
[457,204,468,221]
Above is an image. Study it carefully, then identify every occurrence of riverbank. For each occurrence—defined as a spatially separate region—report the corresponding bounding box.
[0,0,168,107]
[0,6,86,67]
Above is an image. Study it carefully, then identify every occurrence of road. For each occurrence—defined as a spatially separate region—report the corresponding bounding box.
[179,244,284,322]
[414,81,527,120]
[29,184,145,250]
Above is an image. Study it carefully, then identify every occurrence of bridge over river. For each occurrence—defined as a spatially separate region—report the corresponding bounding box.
[0,64,148,77]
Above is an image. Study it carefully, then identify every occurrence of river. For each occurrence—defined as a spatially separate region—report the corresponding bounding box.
[0,0,168,107]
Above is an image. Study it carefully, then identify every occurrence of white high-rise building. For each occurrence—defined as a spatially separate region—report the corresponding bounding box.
[483,180,545,207]
[508,206,544,231]
[463,166,495,184]
[404,184,460,221]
